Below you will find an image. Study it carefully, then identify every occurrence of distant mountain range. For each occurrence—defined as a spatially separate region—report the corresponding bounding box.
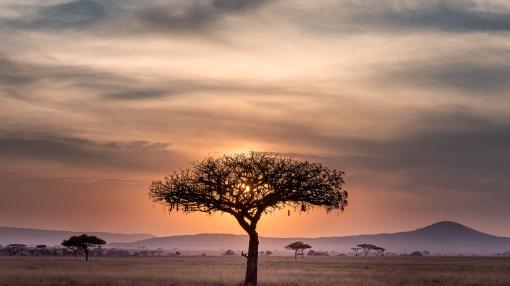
[0,226,155,246]
[110,221,510,255]
[2,222,510,255]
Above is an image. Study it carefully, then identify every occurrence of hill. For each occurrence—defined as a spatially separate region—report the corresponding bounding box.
[110,221,510,255]
[0,226,155,246]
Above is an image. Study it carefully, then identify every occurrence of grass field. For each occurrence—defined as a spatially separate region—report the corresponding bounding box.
[1,256,509,286]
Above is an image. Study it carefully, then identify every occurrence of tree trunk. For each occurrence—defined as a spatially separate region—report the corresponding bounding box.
[244,231,259,286]
[84,248,89,261]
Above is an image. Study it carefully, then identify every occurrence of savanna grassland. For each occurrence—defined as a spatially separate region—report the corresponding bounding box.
[1,256,509,286]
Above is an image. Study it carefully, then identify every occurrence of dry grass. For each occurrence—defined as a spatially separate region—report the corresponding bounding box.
[1,256,509,286]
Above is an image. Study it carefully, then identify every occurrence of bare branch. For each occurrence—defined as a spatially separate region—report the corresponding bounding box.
[149,151,348,230]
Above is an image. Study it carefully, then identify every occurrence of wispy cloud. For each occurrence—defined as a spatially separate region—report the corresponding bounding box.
[371,48,510,95]
[1,0,273,34]
[0,131,187,173]
[286,0,510,34]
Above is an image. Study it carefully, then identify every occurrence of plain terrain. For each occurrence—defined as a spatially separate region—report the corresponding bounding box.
[1,256,509,286]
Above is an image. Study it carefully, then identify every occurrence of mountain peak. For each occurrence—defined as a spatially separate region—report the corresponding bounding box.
[426,221,467,229]
[413,221,491,238]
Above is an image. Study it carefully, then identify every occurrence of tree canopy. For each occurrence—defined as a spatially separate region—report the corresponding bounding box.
[357,244,386,256]
[285,241,312,258]
[61,234,105,261]
[149,152,348,286]
[285,241,312,250]
[150,152,347,231]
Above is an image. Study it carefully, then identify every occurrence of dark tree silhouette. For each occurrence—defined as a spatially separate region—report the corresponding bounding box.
[357,244,375,256]
[61,241,79,258]
[285,241,312,259]
[61,234,105,261]
[149,152,348,286]
[351,247,361,256]
[373,246,385,256]
[356,244,385,256]
[6,244,26,256]
[223,249,235,256]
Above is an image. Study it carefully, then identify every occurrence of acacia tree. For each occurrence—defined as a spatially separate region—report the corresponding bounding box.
[351,247,361,256]
[357,244,385,256]
[149,152,348,286]
[61,240,80,258]
[357,244,375,256]
[285,241,312,259]
[61,234,105,261]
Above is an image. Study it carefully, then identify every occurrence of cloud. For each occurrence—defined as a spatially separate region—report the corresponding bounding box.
[0,55,139,102]
[137,0,268,31]
[2,0,108,29]
[195,108,510,194]
[0,132,187,174]
[0,55,323,103]
[287,0,510,34]
[0,57,38,85]
[0,57,109,85]
[3,0,510,36]
[0,0,271,34]
[316,112,510,193]
[150,101,510,195]
[396,62,510,94]
[103,89,169,100]
[365,47,510,95]
[365,0,510,32]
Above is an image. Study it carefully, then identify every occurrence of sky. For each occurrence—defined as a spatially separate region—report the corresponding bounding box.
[0,0,509,237]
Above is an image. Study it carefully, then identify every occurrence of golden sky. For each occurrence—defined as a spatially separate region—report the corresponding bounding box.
[1,0,510,237]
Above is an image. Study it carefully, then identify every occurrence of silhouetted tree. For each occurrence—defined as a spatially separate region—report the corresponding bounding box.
[6,244,26,256]
[307,250,329,256]
[285,241,312,259]
[357,244,382,256]
[61,234,105,261]
[223,249,235,256]
[351,247,361,256]
[375,246,385,256]
[149,152,348,286]
[61,241,79,258]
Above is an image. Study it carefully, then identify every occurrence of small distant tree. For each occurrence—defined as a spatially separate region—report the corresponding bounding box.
[265,251,272,256]
[62,240,80,258]
[357,244,372,256]
[373,246,385,256]
[223,249,235,256]
[150,152,347,286]
[285,241,312,259]
[410,251,423,256]
[6,244,27,256]
[61,234,106,261]
[308,250,329,256]
[351,247,361,256]
[357,244,384,256]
